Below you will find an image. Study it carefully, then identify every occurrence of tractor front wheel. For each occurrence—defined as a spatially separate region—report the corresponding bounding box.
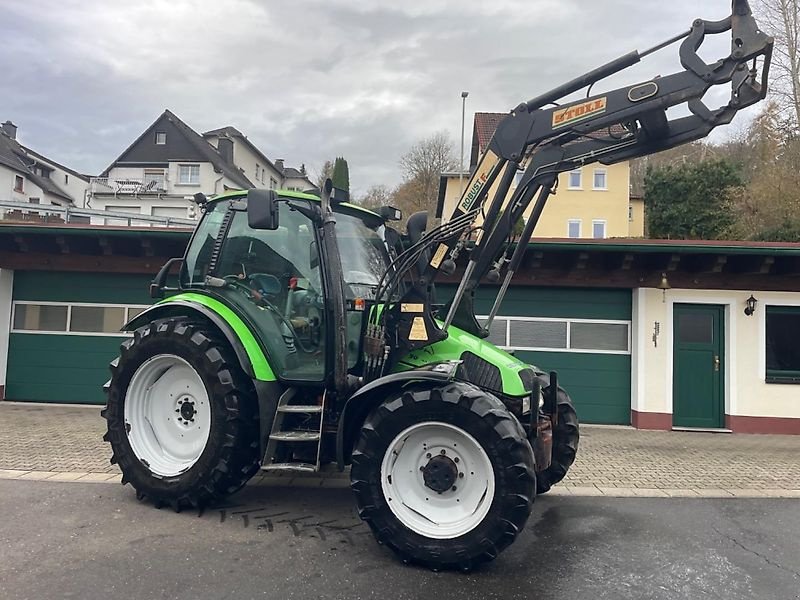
[350,382,536,571]
[102,319,260,510]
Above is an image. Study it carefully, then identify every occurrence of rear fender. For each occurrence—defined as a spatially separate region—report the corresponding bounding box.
[335,365,456,470]
[124,295,276,382]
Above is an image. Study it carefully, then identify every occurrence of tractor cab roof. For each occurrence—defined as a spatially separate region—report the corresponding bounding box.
[208,189,384,223]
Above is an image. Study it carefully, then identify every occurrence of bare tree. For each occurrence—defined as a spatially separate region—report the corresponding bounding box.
[729,101,800,239]
[356,184,393,211]
[314,159,335,190]
[629,142,712,196]
[755,0,800,127]
[398,132,458,216]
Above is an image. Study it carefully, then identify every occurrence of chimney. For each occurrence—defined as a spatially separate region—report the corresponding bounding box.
[2,121,17,140]
[275,159,284,173]
[217,136,234,164]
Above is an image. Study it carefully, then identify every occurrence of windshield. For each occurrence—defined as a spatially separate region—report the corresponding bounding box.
[335,209,390,296]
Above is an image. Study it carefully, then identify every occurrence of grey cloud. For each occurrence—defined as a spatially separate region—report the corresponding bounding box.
[1,0,748,194]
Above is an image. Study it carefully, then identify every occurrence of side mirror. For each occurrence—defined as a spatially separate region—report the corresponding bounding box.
[377,206,402,221]
[247,189,279,230]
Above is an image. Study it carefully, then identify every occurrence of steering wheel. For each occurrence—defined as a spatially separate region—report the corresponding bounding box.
[222,274,317,354]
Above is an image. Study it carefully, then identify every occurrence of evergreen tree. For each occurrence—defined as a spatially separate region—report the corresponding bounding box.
[644,159,742,239]
[332,156,350,192]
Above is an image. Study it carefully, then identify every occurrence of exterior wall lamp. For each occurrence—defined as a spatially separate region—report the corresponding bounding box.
[744,294,758,316]
[657,272,671,303]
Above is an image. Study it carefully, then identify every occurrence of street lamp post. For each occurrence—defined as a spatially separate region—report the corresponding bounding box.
[460,91,469,196]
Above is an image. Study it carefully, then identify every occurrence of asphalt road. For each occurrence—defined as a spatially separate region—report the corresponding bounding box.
[0,480,798,600]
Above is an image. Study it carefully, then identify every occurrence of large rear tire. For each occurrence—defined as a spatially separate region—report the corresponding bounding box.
[350,382,536,571]
[102,319,260,510]
[536,390,579,495]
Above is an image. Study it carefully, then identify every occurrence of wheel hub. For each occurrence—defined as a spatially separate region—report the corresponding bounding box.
[178,398,196,422]
[422,454,458,493]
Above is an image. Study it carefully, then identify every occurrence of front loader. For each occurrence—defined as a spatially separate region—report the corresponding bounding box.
[103,1,772,570]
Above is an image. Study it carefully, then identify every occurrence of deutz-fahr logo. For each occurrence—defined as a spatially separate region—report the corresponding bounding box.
[552,97,607,129]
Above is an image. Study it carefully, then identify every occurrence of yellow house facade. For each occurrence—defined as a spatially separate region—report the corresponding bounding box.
[437,112,644,238]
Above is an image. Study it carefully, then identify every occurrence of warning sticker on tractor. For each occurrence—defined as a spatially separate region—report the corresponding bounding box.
[430,244,449,268]
[401,303,424,313]
[409,317,429,341]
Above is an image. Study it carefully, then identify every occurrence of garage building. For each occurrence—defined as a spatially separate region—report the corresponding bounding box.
[0,223,798,433]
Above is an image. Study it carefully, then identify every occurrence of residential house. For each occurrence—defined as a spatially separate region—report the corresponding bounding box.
[0,120,89,220]
[88,110,314,225]
[202,126,282,191]
[88,110,253,224]
[276,160,316,192]
[438,112,644,239]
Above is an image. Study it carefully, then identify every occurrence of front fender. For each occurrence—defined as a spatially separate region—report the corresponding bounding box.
[335,364,458,470]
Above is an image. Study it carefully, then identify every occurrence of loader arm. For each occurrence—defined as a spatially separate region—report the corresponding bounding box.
[365,0,772,366]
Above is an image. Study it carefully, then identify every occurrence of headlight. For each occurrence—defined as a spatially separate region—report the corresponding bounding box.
[522,389,544,414]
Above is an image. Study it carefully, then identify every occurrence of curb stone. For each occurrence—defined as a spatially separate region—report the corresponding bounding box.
[1,469,798,498]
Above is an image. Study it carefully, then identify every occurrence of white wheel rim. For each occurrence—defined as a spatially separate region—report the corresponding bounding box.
[124,354,211,477]
[380,422,496,539]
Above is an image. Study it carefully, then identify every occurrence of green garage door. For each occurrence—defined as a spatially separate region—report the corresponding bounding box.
[7,272,153,404]
[442,285,632,425]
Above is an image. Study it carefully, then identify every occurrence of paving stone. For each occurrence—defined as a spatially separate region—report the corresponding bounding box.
[1,404,799,493]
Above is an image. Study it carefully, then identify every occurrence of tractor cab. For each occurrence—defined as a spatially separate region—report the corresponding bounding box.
[177,190,392,381]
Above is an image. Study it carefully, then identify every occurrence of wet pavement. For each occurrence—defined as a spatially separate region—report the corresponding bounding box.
[1,479,798,600]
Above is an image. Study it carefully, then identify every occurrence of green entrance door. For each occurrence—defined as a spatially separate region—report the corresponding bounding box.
[673,304,724,428]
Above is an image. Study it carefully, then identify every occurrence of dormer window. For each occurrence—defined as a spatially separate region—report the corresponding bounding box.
[155,131,167,145]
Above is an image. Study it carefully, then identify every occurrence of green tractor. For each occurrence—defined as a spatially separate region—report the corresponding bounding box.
[103,1,771,570]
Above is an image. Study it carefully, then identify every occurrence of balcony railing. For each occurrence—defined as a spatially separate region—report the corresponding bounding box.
[0,199,195,228]
[89,177,167,198]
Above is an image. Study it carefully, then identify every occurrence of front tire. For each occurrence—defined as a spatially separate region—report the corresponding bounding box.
[102,319,260,510]
[350,382,536,571]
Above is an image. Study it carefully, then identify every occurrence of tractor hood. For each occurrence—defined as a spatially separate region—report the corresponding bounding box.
[395,323,537,398]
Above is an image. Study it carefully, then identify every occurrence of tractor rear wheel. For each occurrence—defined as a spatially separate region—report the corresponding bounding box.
[102,319,260,510]
[350,382,536,571]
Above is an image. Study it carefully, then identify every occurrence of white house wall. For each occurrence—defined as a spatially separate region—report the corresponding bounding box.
[31,156,89,207]
[283,175,313,191]
[226,139,281,189]
[633,287,800,433]
[1,169,46,204]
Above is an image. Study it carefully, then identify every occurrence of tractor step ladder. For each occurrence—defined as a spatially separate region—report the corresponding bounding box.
[261,388,324,473]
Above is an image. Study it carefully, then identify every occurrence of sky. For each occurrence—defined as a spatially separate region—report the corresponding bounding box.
[2,0,758,195]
